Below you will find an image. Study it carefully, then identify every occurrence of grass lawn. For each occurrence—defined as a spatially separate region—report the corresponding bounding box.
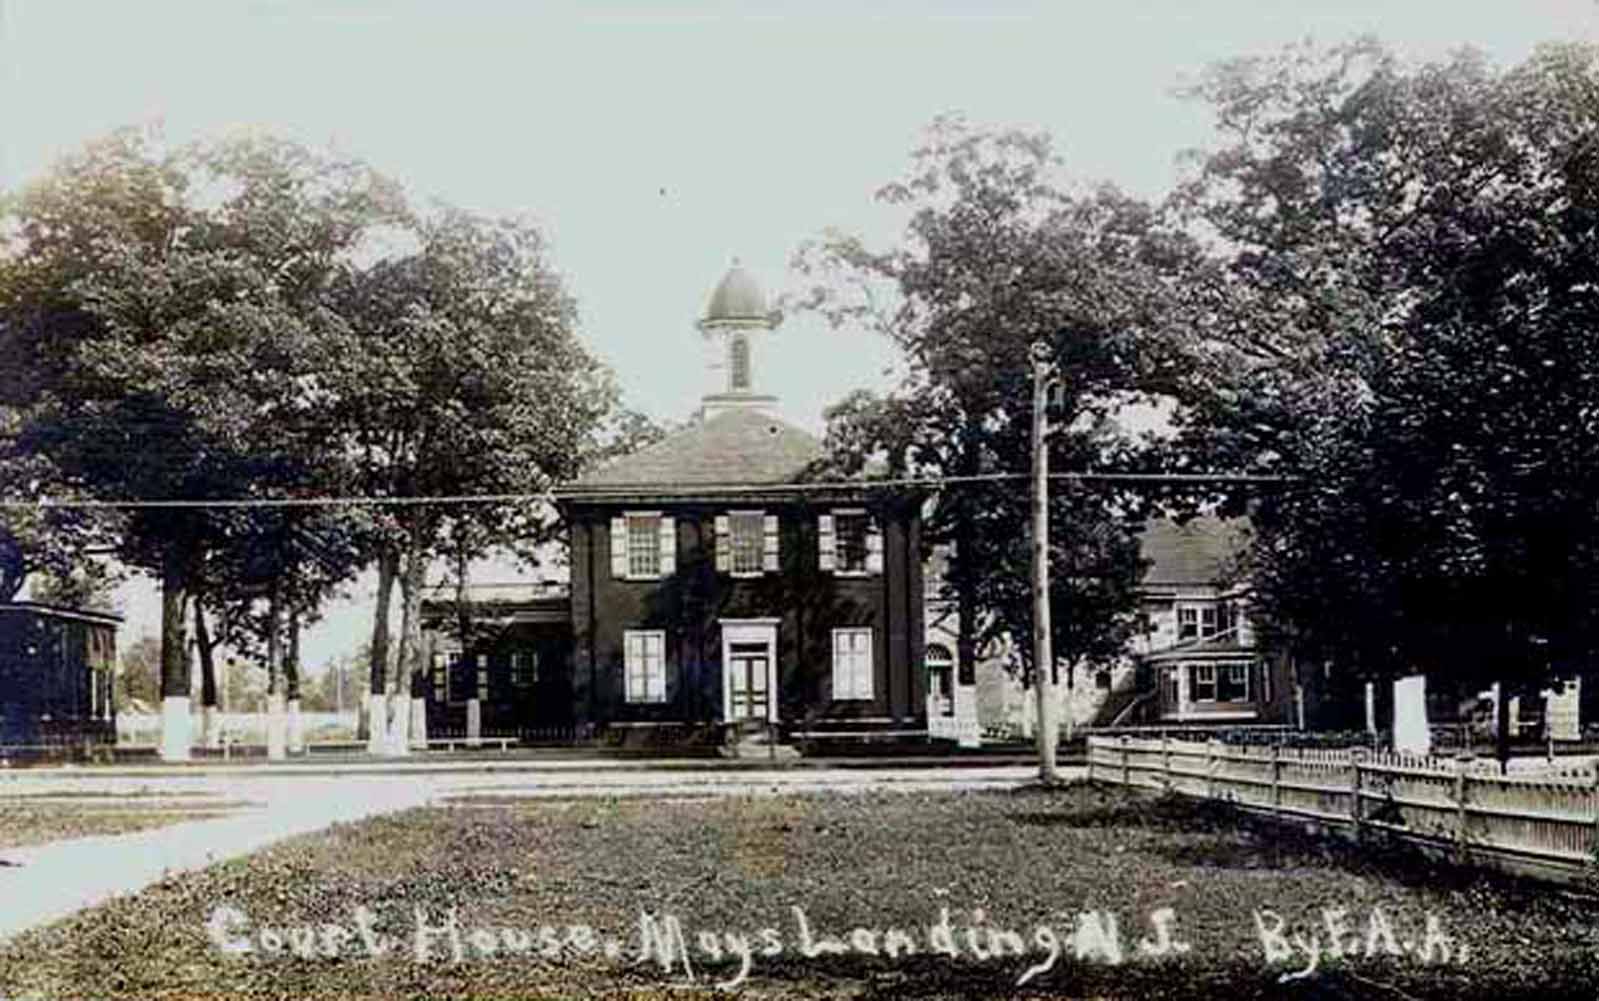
[0,793,242,852]
[1,783,1597,999]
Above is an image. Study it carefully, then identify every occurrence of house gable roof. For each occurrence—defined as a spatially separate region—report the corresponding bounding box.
[1141,516,1251,589]
[559,408,824,496]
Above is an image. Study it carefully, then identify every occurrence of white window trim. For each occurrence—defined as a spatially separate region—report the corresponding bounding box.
[831,627,875,701]
[623,629,667,704]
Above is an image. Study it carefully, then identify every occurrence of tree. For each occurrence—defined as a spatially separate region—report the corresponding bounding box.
[1,128,407,758]
[1171,40,1599,754]
[326,205,613,752]
[794,117,1194,779]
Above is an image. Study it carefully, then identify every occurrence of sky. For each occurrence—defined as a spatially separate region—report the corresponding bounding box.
[4,0,1595,674]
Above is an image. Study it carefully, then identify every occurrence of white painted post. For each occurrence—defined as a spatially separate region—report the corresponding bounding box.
[1206,740,1217,799]
[159,695,192,762]
[1351,748,1365,833]
[1162,733,1171,791]
[266,692,286,761]
[1454,755,1470,861]
[366,693,387,754]
[1120,735,1131,786]
[1271,743,1281,812]
[286,698,303,754]
[466,698,482,748]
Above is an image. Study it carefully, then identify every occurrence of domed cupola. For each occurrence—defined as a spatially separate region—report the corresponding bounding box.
[696,258,782,419]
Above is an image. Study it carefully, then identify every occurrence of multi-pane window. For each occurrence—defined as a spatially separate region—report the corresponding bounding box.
[729,513,764,575]
[1178,602,1235,641]
[1190,662,1250,703]
[431,652,452,702]
[477,659,490,701]
[627,514,662,578]
[511,650,538,687]
[832,628,874,700]
[624,630,666,703]
[835,512,869,573]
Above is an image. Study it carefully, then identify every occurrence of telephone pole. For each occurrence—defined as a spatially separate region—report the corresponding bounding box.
[1030,341,1061,783]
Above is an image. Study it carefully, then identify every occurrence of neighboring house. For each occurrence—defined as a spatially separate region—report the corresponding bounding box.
[419,582,574,739]
[424,262,929,749]
[1131,516,1295,725]
[926,516,1297,738]
[0,600,119,746]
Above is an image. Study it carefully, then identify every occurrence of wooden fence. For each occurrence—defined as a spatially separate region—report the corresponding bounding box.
[1086,734,1599,882]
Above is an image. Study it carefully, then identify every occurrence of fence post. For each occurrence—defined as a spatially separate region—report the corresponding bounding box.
[1351,748,1365,834]
[1454,754,1470,862]
[1162,733,1171,791]
[1121,735,1131,786]
[1085,738,1095,782]
[1590,765,1599,859]
[1206,739,1217,799]
[1271,743,1281,813]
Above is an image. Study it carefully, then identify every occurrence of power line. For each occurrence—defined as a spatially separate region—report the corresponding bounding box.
[0,472,1297,511]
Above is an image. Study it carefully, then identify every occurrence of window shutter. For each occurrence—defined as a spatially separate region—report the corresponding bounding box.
[866,522,884,575]
[818,514,836,572]
[658,516,676,576]
[610,516,628,578]
[762,514,779,572]
[715,515,731,573]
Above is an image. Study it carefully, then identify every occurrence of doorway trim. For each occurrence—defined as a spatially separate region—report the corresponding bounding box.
[720,618,780,723]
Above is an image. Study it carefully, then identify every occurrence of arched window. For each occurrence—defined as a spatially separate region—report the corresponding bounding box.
[729,333,751,391]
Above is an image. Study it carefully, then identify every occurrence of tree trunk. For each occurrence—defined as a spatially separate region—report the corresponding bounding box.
[158,545,192,761]
[193,595,220,748]
[390,542,427,755]
[266,583,286,760]
[457,544,480,747]
[363,547,399,750]
[286,611,304,754]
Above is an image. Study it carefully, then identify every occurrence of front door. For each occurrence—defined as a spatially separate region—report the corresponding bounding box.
[720,619,779,723]
[728,643,770,721]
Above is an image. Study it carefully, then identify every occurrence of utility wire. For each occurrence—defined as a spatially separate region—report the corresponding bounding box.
[0,472,1297,511]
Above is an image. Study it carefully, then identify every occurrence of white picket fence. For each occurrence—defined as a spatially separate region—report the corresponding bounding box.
[1086,735,1599,880]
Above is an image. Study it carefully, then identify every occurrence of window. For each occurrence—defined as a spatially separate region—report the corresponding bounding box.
[477,661,490,701]
[431,652,452,702]
[511,650,538,687]
[729,512,764,575]
[832,628,874,700]
[1178,602,1235,641]
[1218,663,1250,703]
[1178,607,1199,640]
[627,514,661,578]
[1190,662,1250,703]
[624,630,666,703]
[835,512,869,573]
[926,642,953,715]
[730,333,750,390]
